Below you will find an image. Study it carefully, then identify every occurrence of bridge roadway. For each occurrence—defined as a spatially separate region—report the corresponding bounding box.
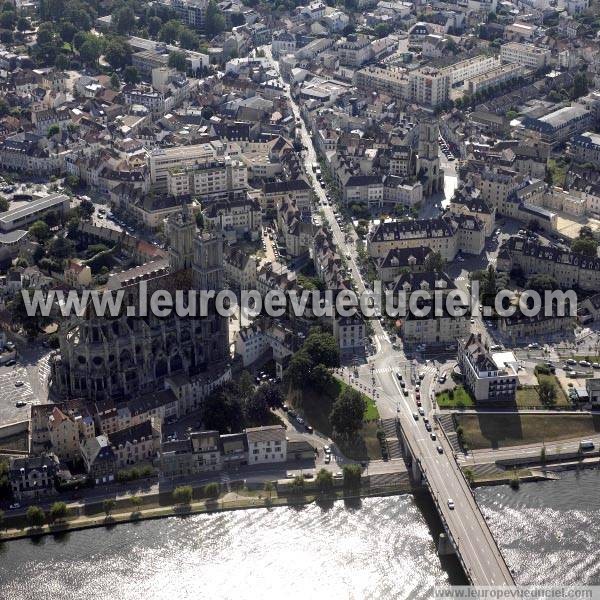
[261,44,514,586]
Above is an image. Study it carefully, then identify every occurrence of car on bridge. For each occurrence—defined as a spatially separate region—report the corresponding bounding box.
[437,445,444,454]
[447,499,455,510]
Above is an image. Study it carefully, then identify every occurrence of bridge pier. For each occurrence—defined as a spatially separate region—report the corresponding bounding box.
[437,533,456,556]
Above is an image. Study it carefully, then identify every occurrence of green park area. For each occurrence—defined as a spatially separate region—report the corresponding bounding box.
[284,329,381,461]
[436,386,475,409]
[455,413,600,451]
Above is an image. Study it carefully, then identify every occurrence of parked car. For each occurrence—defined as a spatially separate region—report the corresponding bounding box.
[437,446,444,454]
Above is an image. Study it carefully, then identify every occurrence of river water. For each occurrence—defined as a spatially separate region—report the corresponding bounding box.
[0,470,598,599]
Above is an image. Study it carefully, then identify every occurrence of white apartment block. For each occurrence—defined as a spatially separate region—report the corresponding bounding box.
[467,63,526,95]
[447,55,500,86]
[245,426,287,464]
[409,67,450,108]
[500,42,550,70]
[150,142,225,191]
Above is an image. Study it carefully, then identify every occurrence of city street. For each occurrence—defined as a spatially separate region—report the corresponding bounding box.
[262,46,514,586]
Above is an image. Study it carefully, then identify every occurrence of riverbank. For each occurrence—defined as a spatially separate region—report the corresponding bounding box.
[0,482,413,543]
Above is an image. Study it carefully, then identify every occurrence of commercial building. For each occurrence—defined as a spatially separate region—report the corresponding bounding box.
[0,194,70,233]
[500,42,550,70]
[458,334,519,403]
[522,104,593,147]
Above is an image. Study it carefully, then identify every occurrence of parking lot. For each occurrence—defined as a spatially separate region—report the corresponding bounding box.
[0,364,36,424]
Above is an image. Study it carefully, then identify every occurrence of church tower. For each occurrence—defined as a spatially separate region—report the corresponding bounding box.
[417,117,444,197]
[166,203,196,271]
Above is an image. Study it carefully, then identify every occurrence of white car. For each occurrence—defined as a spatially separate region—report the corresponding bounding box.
[418,407,425,416]
[14,380,24,387]
[447,499,455,510]
[324,453,331,464]
[324,445,331,454]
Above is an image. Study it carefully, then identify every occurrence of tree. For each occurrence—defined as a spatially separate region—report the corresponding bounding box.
[0,97,8,117]
[49,501,68,522]
[0,10,16,30]
[252,382,283,409]
[263,480,274,501]
[110,72,120,90]
[55,53,70,70]
[0,30,13,45]
[0,196,8,212]
[244,389,270,425]
[168,50,187,72]
[201,382,244,433]
[79,37,103,67]
[79,198,95,220]
[26,505,45,527]
[579,225,594,240]
[57,21,76,44]
[284,351,313,388]
[538,379,557,408]
[310,362,333,391]
[330,387,365,438]
[315,468,333,494]
[113,5,136,35]
[28,220,51,243]
[572,237,598,257]
[16,16,30,32]
[104,38,131,71]
[48,236,74,260]
[342,464,362,490]
[423,250,445,272]
[302,330,340,368]
[290,474,305,496]
[572,72,588,100]
[172,485,192,504]
[179,27,199,50]
[103,499,116,516]
[130,495,142,508]
[526,274,559,293]
[159,19,181,44]
[47,124,60,137]
[123,65,139,85]
[0,509,4,530]
[205,0,225,36]
[238,370,254,399]
[148,16,162,38]
[203,482,219,499]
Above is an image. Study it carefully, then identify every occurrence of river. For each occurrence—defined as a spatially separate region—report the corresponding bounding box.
[1,470,598,599]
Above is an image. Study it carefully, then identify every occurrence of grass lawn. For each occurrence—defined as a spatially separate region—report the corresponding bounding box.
[436,386,475,408]
[288,378,380,460]
[516,374,571,408]
[456,413,600,450]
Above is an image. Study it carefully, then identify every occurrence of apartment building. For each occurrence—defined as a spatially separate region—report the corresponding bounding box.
[245,425,287,464]
[497,236,600,292]
[107,419,161,469]
[500,42,550,70]
[571,131,600,164]
[202,196,262,241]
[263,178,311,213]
[409,67,450,108]
[522,103,593,147]
[466,63,526,95]
[367,216,484,261]
[458,334,519,403]
[447,55,500,86]
[149,142,223,191]
[392,272,471,345]
[224,246,258,291]
[336,34,372,67]
[333,314,367,352]
[167,158,248,199]
[355,66,409,100]
[9,455,60,501]
[48,407,80,461]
